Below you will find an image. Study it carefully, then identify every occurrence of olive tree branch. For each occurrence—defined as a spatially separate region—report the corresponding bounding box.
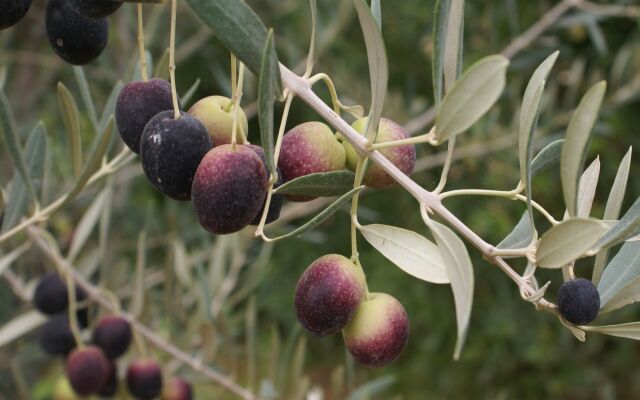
[0,146,135,245]
[278,64,557,312]
[26,226,259,400]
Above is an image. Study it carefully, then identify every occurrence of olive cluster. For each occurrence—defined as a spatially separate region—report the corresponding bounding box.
[33,273,192,399]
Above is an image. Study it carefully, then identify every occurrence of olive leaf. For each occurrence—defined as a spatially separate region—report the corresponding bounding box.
[581,322,640,340]
[595,196,640,250]
[185,0,281,92]
[536,218,609,269]
[347,375,396,400]
[435,55,509,144]
[576,156,600,218]
[1,123,47,232]
[561,81,606,217]
[130,231,147,318]
[258,29,278,176]
[497,211,534,252]
[270,186,363,241]
[597,241,640,313]
[63,117,115,205]
[530,139,564,177]
[442,0,464,93]
[427,220,474,360]
[369,0,382,29]
[353,0,388,142]
[274,171,355,197]
[0,90,37,203]
[180,78,202,109]
[0,311,47,349]
[432,0,465,108]
[99,81,123,133]
[66,188,109,263]
[432,0,452,107]
[73,66,99,130]
[359,224,449,284]
[519,51,559,229]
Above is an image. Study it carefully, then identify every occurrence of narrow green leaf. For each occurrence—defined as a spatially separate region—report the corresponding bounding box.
[536,218,609,269]
[180,78,201,109]
[427,220,474,360]
[258,30,278,175]
[274,171,355,197]
[530,139,564,177]
[100,81,123,132]
[435,55,509,144]
[130,231,147,317]
[598,241,640,313]
[347,376,396,400]
[153,48,170,81]
[370,0,381,31]
[0,90,37,203]
[185,0,281,91]
[432,0,452,108]
[360,224,449,284]
[561,81,606,217]
[497,211,534,251]
[2,123,47,232]
[353,0,388,142]
[67,189,109,262]
[576,157,600,218]
[64,117,114,204]
[593,147,632,284]
[0,311,47,349]
[519,51,559,185]
[73,67,99,130]
[57,83,83,178]
[596,196,640,250]
[582,322,640,340]
[0,243,30,279]
[519,52,559,229]
[271,186,363,241]
[443,0,464,93]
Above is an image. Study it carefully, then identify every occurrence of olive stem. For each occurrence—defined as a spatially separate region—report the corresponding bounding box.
[349,157,367,261]
[136,3,148,82]
[279,64,556,312]
[255,92,295,239]
[433,136,456,194]
[231,62,245,148]
[168,0,180,120]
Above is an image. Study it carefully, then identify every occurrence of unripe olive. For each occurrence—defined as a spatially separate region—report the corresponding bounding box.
[188,96,249,147]
[343,292,409,367]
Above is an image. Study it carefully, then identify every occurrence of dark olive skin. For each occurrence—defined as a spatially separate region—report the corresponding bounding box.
[97,361,118,397]
[66,346,109,396]
[70,0,121,19]
[115,79,174,155]
[557,278,600,325]
[192,144,268,234]
[0,0,32,30]
[140,111,212,201]
[295,254,366,337]
[39,315,80,356]
[247,144,283,225]
[127,359,163,400]
[45,0,108,65]
[33,272,87,315]
[92,315,132,359]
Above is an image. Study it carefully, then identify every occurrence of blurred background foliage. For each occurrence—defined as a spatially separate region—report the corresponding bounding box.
[1,0,640,399]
